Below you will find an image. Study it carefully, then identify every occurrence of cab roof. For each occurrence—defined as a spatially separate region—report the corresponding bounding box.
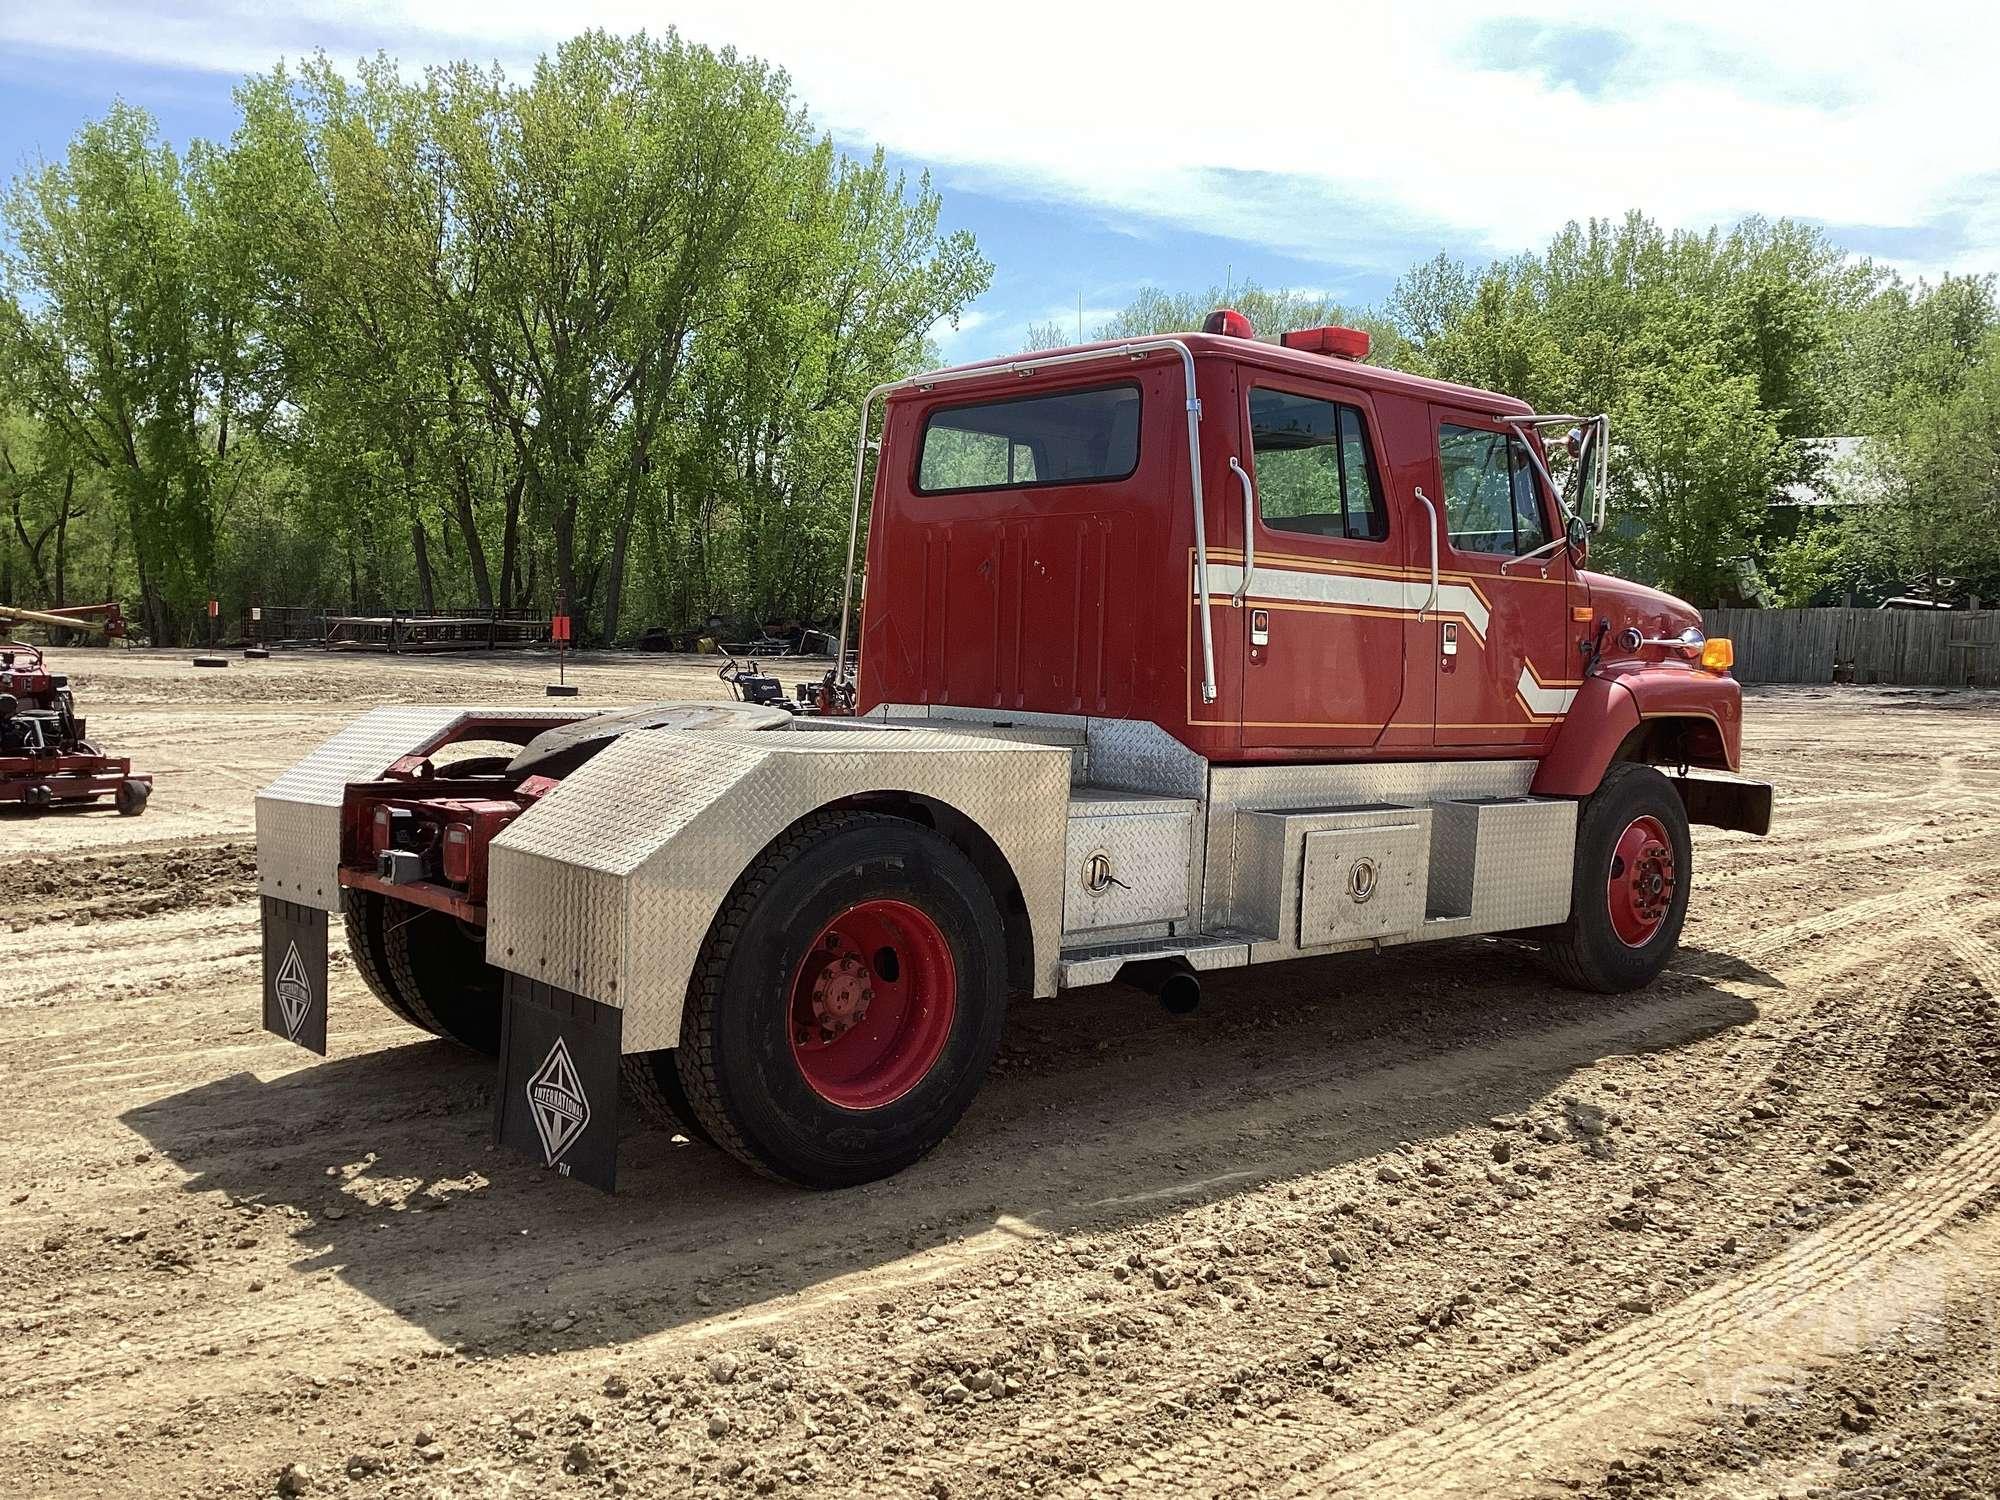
[900,330,1534,418]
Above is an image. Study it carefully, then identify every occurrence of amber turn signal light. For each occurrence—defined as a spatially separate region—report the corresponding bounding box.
[1700,638,1734,673]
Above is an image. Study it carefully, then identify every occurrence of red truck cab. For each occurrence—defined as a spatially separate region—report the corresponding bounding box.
[855,316,1748,811]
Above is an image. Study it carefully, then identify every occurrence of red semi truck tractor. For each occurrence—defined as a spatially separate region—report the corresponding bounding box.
[254,314,1770,1191]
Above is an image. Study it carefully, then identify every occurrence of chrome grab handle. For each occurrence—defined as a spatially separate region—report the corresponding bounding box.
[1413,486,1440,620]
[1228,457,1255,606]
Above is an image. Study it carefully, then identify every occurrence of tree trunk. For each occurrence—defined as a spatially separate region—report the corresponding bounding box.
[449,453,494,608]
[411,518,437,612]
[53,470,72,604]
[498,472,524,611]
[602,452,647,645]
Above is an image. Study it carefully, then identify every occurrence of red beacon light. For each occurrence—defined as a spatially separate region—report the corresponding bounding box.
[1281,325,1372,360]
[1202,308,1256,339]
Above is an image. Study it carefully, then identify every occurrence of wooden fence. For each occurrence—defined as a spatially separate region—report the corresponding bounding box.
[1701,608,2000,688]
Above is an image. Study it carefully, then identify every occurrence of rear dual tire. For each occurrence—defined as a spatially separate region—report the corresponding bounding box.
[340,890,503,1054]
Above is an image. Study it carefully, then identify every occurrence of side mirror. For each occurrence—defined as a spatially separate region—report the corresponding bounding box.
[1566,513,1588,552]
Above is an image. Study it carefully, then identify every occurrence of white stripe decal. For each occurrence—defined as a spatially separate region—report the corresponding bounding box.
[1516,667,1577,717]
[1204,563,1491,640]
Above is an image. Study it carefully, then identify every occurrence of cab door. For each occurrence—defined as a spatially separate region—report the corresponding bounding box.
[1232,375,1407,750]
[1422,408,1578,748]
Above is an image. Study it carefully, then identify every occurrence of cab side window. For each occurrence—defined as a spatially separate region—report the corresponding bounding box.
[1249,388,1388,542]
[917,383,1139,494]
[1438,424,1549,555]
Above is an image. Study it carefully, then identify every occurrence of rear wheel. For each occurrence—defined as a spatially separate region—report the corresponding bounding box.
[381,904,504,1054]
[676,811,1007,1188]
[341,889,446,1038]
[620,1051,715,1145]
[1539,762,1692,993]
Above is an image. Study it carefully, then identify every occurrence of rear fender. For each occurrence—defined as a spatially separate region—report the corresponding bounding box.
[483,727,1073,1052]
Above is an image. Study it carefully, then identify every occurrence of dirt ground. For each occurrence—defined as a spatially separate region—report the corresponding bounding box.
[4,648,1998,1500]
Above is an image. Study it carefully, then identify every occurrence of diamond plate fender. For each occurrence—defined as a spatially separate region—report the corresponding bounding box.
[254,705,596,912]
[484,726,1073,1053]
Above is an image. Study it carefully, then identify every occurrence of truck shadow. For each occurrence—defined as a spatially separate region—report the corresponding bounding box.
[121,940,1768,1357]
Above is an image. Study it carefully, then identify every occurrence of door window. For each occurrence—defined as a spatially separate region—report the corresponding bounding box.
[1249,388,1388,542]
[1439,424,1551,555]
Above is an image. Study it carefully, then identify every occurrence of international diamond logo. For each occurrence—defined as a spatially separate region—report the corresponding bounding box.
[527,1037,591,1167]
[275,941,314,1042]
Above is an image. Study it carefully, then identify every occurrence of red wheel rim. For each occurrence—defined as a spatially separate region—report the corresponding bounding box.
[787,899,957,1110]
[1607,814,1676,948]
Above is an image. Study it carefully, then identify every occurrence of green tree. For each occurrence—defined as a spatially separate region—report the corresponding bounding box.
[1599,353,1781,603]
[1082,279,1410,365]
[0,104,271,639]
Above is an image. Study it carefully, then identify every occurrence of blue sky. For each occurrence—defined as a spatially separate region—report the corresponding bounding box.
[3,2,1997,362]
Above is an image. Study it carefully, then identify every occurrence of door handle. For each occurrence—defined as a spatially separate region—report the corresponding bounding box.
[1412,486,1440,620]
[1250,608,1270,647]
[1228,457,1256,606]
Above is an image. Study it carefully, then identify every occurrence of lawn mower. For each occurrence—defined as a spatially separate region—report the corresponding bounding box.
[0,603,151,815]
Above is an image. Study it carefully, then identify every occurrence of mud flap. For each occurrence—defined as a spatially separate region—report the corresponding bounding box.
[260,897,328,1055]
[493,975,622,1192]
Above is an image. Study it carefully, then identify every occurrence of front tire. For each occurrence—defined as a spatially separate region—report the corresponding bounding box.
[676,811,1008,1188]
[1539,762,1692,993]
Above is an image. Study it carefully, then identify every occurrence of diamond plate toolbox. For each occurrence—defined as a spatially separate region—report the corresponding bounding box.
[485,725,1073,1053]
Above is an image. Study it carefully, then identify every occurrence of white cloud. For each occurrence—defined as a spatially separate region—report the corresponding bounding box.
[7,0,2000,279]
[926,306,992,356]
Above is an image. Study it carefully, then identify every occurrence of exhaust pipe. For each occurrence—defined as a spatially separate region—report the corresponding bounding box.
[1119,958,1201,1015]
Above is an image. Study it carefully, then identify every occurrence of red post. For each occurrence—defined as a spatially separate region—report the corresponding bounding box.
[547,603,576,696]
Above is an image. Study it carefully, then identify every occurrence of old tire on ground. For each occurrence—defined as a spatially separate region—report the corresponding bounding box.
[380,903,504,1054]
[1539,761,1692,993]
[621,1052,715,1145]
[676,810,1008,1188]
[340,889,446,1038]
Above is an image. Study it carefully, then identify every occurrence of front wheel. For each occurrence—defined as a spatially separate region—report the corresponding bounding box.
[675,811,1008,1188]
[1539,762,1692,993]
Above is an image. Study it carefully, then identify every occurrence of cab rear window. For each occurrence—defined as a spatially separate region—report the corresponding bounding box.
[916,383,1141,494]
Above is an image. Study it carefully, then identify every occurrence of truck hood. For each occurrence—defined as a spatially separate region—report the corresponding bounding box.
[1579,570,1701,641]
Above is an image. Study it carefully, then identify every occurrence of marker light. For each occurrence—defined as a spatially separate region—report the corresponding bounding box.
[1202,308,1256,339]
[441,823,472,884]
[372,805,395,853]
[1280,325,1372,360]
[1700,638,1735,673]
